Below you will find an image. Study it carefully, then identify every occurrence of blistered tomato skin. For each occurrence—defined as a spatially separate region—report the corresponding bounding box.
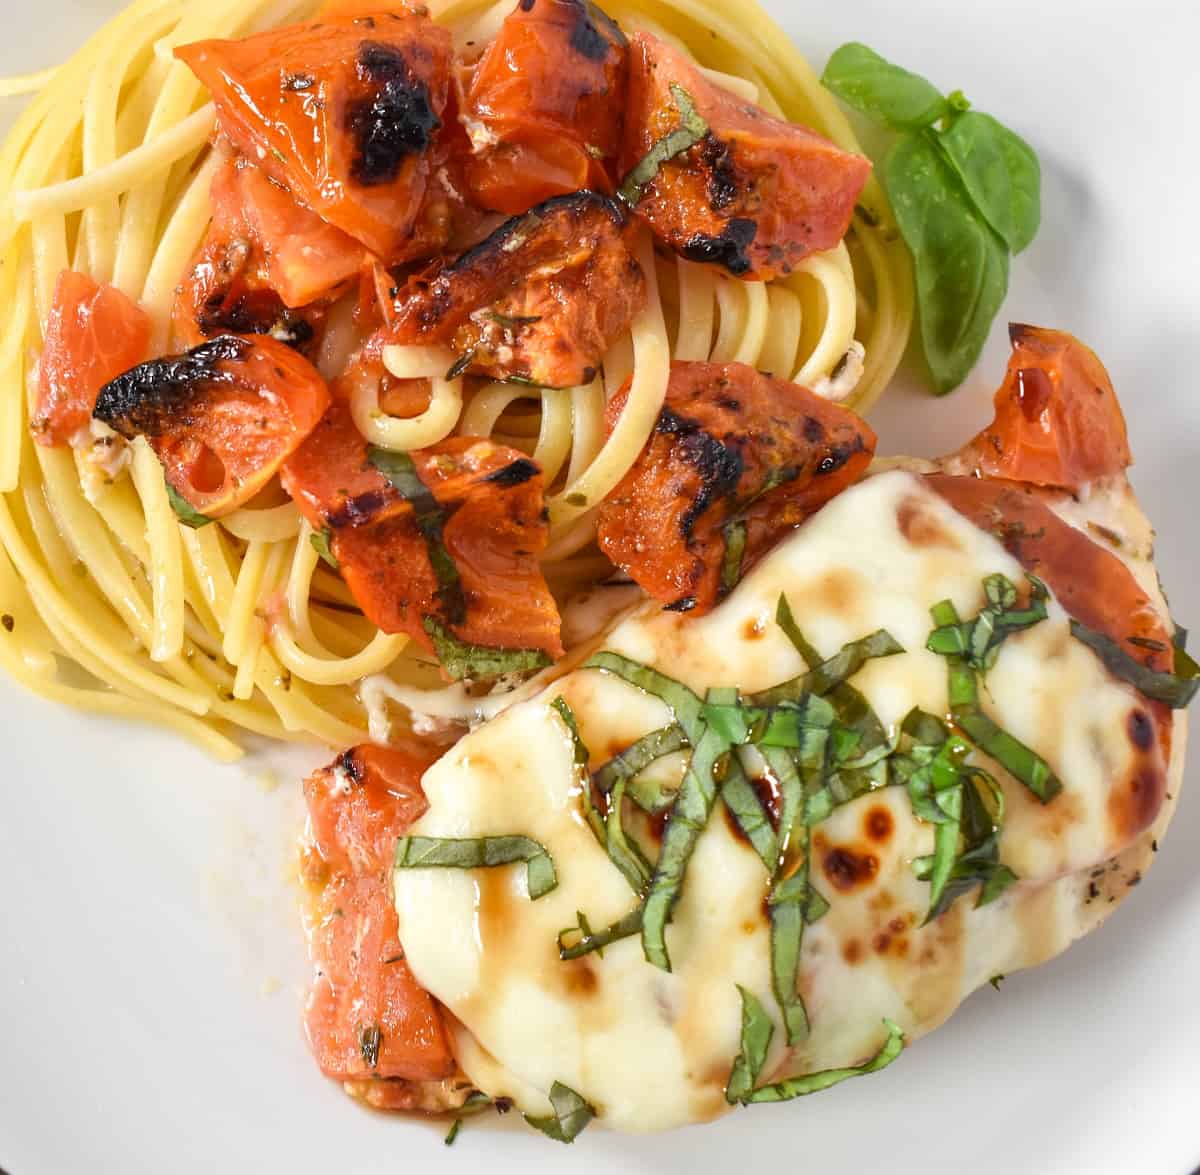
[620,32,871,280]
[959,324,1132,491]
[461,0,628,214]
[93,334,330,518]
[32,271,151,446]
[176,12,452,261]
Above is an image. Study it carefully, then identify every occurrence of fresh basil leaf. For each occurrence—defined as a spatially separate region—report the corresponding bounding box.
[940,110,1040,254]
[720,519,747,597]
[750,627,904,706]
[394,834,558,899]
[1069,619,1200,709]
[820,42,948,131]
[422,617,551,683]
[953,707,1061,802]
[584,651,705,740]
[557,906,643,960]
[164,480,212,529]
[723,753,779,871]
[884,131,1010,395]
[738,1019,905,1103]
[593,724,690,804]
[309,527,339,570]
[725,986,775,1103]
[703,687,752,745]
[551,696,590,770]
[618,83,709,206]
[523,1081,595,1143]
[605,773,655,892]
[766,865,812,1043]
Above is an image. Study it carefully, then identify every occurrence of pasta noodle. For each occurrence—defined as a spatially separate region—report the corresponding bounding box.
[0,0,913,757]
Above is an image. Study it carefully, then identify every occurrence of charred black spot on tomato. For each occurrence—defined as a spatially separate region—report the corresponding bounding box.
[326,488,398,530]
[335,747,367,785]
[664,595,697,612]
[566,0,625,61]
[700,134,739,211]
[1128,709,1154,752]
[93,335,249,437]
[519,0,535,9]
[802,416,826,443]
[679,217,757,276]
[822,844,879,892]
[484,457,540,488]
[653,407,744,542]
[197,286,314,351]
[346,42,440,187]
[815,435,866,476]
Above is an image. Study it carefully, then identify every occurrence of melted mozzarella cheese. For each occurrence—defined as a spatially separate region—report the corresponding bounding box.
[393,470,1180,1132]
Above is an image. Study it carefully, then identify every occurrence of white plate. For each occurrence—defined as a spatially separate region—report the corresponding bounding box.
[1,2,1197,1172]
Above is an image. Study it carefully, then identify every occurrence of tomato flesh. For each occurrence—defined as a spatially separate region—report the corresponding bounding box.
[32,270,151,446]
[177,12,453,261]
[598,360,877,613]
[302,743,456,1087]
[93,334,330,518]
[959,324,1132,490]
[461,0,627,214]
[620,32,870,279]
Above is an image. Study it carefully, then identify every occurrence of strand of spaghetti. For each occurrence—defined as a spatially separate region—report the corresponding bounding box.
[233,540,287,699]
[564,378,605,486]
[673,257,715,361]
[712,274,769,364]
[759,283,802,379]
[0,257,32,492]
[222,539,271,667]
[542,510,601,563]
[698,65,758,102]
[9,105,214,226]
[533,388,573,485]
[0,67,59,99]
[129,438,185,663]
[271,621,407,687]
[793,245,857,386]
[353,346,464,451]
[221,501,302,544]
[844,223,912,413]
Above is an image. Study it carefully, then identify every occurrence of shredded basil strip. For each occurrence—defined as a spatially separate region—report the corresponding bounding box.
[593,724,689,801]
[738,1018,906,1104]
[585,651,704,739]
[394,834,558,900]
[723,755,778,870]
[750,625,905,707]
[443,1119,462,1146]
[368,445,466,625]
[617,83,709,206]
[641,719,729,970]
[522,1081,595,1143]
[1069,619,1200,709]
[720,520,748,597]
[309,527,339,570]
[606,773,654,891]
[557,906,643,960]
[164,480,212,529]
[422,617,551,683]
[725,986,774,1103]
[552,696,608,847]
[926,573,1047,672]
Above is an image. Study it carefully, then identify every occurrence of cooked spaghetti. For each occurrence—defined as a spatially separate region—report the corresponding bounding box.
[0,0,912,759]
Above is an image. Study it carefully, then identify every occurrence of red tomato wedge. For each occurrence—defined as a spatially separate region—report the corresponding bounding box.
[597,361,877,613]
[958,324,1132,490]
[280,397,563,670]
[387,191,645,387]
[93,334,330,518]
[461,0,627,214]
[302,743,457,1090]
[620,32,870,279]
[32,270,151,446]
[176,12,452,261]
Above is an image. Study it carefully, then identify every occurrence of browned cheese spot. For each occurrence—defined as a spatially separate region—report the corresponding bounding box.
[896,495,964,551]
[864,805,894,843]
[821,843,880,893]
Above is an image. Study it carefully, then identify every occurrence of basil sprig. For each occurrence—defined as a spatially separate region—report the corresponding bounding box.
[394,834,558,899]
[926,573,1047,672]
[422,617,551,683]
[164,480,212,529]
[523,1081,595,1143]
[725,987,905,1105]
[822,43,1041,394]
[1069,620,1200,709]
[617,83,709,206]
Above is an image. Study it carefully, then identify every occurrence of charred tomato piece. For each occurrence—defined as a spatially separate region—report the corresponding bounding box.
[302,742,459,1096]
[461,0,627,214]
[597,360,877,613]
[32,270,151,446]
[957,324,1132,490]
[280,397,563,671]
[176,12,452,261]
[619,32,870,279]
[387,190,645,388]
[93,334,330,518]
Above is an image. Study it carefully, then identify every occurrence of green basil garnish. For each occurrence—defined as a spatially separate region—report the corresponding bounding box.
[422,617,551,683]
[749,626,904,707]
[585,651,704,739]
[592,724,690,809]
[725,986,774,1103]
[925,573,1047,671]
[394,834,558,900]
[368,445,466,626]
[1069,619,1200,709]
[309,527,339,570]
[522,1081,595,1143]
[720,520,747,598]
[617,83,709,206]
[164,480,212,529]
[557,906,643,961]
[821,43,1040,394]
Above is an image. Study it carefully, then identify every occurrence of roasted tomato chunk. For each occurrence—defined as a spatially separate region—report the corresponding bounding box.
[281,397,563,670]
[597,360,877,613]
[958,324,1132,490]
[302,743,458,1093]
[461,0,627,214]
[177,12,452,261]
[619,32,870,279]
[387,191,645,387]
[93,334,330,518]
[32,270,151,446]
